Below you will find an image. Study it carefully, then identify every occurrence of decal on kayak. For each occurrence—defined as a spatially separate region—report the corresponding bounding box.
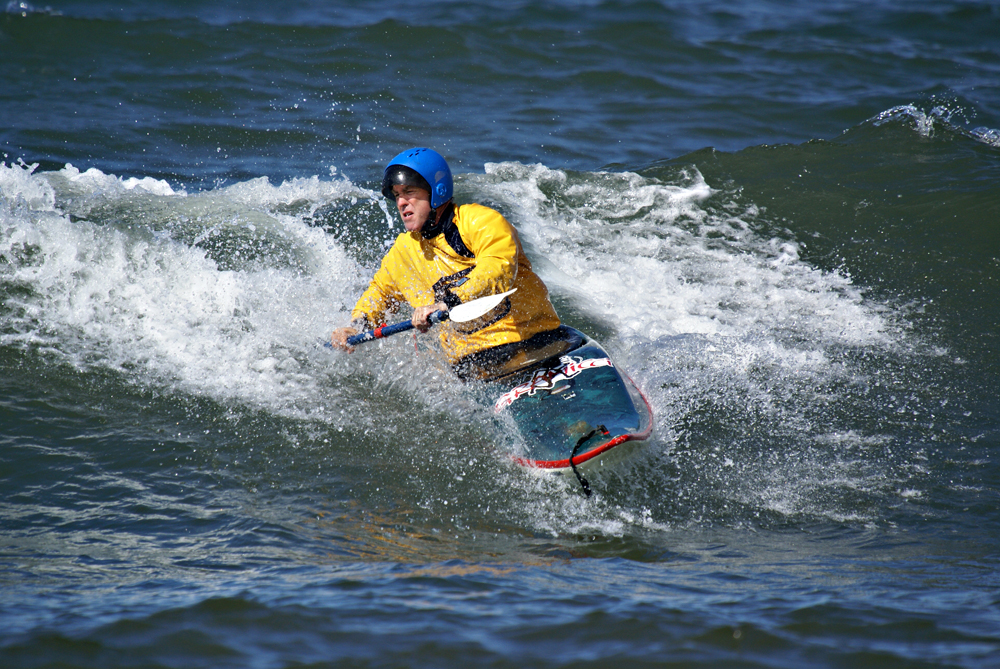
[493,355,614,413]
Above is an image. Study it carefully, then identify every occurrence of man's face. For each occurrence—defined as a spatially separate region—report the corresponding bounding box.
[391,184,433,233]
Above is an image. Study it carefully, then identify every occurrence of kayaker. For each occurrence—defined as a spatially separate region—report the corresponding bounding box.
[330,147,576,379]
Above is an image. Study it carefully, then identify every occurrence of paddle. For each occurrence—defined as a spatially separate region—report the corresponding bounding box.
[334,289,516,347]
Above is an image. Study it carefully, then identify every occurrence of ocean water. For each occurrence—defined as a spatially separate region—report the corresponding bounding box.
[2,1,1000,667]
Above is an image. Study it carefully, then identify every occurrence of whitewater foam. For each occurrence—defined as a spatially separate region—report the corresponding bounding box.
[0,163,370,423]
[0,159,918,527]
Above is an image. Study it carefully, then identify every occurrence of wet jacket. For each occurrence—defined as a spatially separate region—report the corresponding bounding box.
[352,203,561,363]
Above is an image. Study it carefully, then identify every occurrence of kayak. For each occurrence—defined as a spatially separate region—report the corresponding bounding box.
[486,327,654,495]
[335,296,653,496]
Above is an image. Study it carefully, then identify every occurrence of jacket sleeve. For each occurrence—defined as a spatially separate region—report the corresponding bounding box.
[351,248,404,326]
[447,205,520,304]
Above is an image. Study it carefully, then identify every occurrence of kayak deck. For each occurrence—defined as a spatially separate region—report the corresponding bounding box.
[489,328,653,485]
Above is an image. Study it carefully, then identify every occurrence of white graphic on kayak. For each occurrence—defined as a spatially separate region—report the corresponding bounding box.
[493,355,613,413]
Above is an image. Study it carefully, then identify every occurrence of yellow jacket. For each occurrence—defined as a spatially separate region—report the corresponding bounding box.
[352,203,560,363]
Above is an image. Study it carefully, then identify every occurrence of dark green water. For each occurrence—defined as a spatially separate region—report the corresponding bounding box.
[2,1,1000,667]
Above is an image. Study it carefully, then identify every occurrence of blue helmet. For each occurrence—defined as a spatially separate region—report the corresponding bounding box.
[381,147,453,209]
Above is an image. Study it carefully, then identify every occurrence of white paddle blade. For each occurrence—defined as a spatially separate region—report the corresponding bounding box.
[448,289,517,323]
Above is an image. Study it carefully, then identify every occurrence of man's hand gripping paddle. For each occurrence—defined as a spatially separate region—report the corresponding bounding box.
[334,289,516,347]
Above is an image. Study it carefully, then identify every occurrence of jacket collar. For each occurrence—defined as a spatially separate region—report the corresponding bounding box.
[419,202,455,240]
